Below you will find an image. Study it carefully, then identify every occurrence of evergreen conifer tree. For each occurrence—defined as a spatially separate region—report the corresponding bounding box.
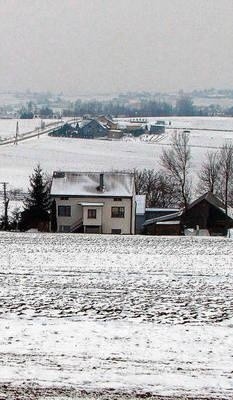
[20,165,51,231]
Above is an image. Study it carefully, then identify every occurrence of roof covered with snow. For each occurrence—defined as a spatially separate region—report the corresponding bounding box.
[143,210,183,226]
[50,171,135,197]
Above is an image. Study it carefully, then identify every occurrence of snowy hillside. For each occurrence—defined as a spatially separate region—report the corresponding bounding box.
[0,117,233,191]
[0,118,58,140]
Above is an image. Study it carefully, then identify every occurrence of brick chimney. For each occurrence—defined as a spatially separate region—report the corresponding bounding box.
[99,173,105,192]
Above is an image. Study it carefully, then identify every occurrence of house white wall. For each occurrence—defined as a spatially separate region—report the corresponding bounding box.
[54,196,135,234]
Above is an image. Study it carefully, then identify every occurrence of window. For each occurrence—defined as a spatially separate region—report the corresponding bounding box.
[85,226,100,233]
[111,206,125,218]
[58,205,71,217]
[88,209,97,219]
[60,196,69,200]
[114,197,122,202]
[59,225,70,232]
[111,229,121,234]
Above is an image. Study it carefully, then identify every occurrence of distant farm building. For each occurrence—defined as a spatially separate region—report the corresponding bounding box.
[97,115,118,130]
[49,123,78,138]
[149,121,166,134]
[108,129,124,140]
[77,119,107,138]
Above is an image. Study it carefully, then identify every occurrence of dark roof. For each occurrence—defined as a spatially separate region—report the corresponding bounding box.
[187,191,225,211]
[78,119,107,130]
[143,210,183,226]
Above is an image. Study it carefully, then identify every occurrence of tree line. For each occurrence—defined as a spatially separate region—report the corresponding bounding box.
[62,95,233,118]
[134,132,233,213]
[18,95,233,119]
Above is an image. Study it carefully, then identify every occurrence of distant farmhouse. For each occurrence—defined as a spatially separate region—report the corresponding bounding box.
[49,118,109,139]
[50,171,135,234]
[76,119,107,139]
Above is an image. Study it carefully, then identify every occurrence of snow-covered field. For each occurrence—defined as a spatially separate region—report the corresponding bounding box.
[0,232,233,399]
[0,117,233,192]
[0,118,59,140]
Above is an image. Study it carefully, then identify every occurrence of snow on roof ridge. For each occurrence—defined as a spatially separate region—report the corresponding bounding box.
[143,210,183,226]
[53,170,134,176]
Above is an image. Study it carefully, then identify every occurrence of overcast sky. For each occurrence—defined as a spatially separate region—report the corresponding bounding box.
[0,0,233,95]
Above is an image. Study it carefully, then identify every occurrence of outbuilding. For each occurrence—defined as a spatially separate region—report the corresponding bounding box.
[143,192,233,236]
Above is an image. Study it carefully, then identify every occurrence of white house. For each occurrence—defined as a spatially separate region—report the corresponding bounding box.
[50,171,136,234]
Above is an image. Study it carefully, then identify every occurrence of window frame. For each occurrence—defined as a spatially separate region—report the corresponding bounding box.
[87,209,97,219]
[111,206,125,218]
[111,228,122,234]
[58,205,71,217]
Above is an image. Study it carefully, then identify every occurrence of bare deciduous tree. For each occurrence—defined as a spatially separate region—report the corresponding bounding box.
[149,173,180,208]
[133,168,180,208]
[198,150,220,194]
[218,144,233,213]
[160,131,191,209]
[134,168,158,205]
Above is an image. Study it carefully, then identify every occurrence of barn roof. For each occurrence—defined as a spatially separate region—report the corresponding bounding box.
[78,119,106,130]
[187,191,225,212]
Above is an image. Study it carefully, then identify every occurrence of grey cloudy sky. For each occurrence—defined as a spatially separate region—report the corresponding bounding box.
[0,0,233,95]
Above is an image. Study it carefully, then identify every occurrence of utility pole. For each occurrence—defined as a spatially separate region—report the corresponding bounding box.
[0,182,9,230]
[15,121,19,145]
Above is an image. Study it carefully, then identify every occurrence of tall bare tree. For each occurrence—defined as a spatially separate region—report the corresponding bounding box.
[160,131,191,209]
[133,168,180,207]
[134,168,157,198]
[218,144,233,213]
[198,150,220,194]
